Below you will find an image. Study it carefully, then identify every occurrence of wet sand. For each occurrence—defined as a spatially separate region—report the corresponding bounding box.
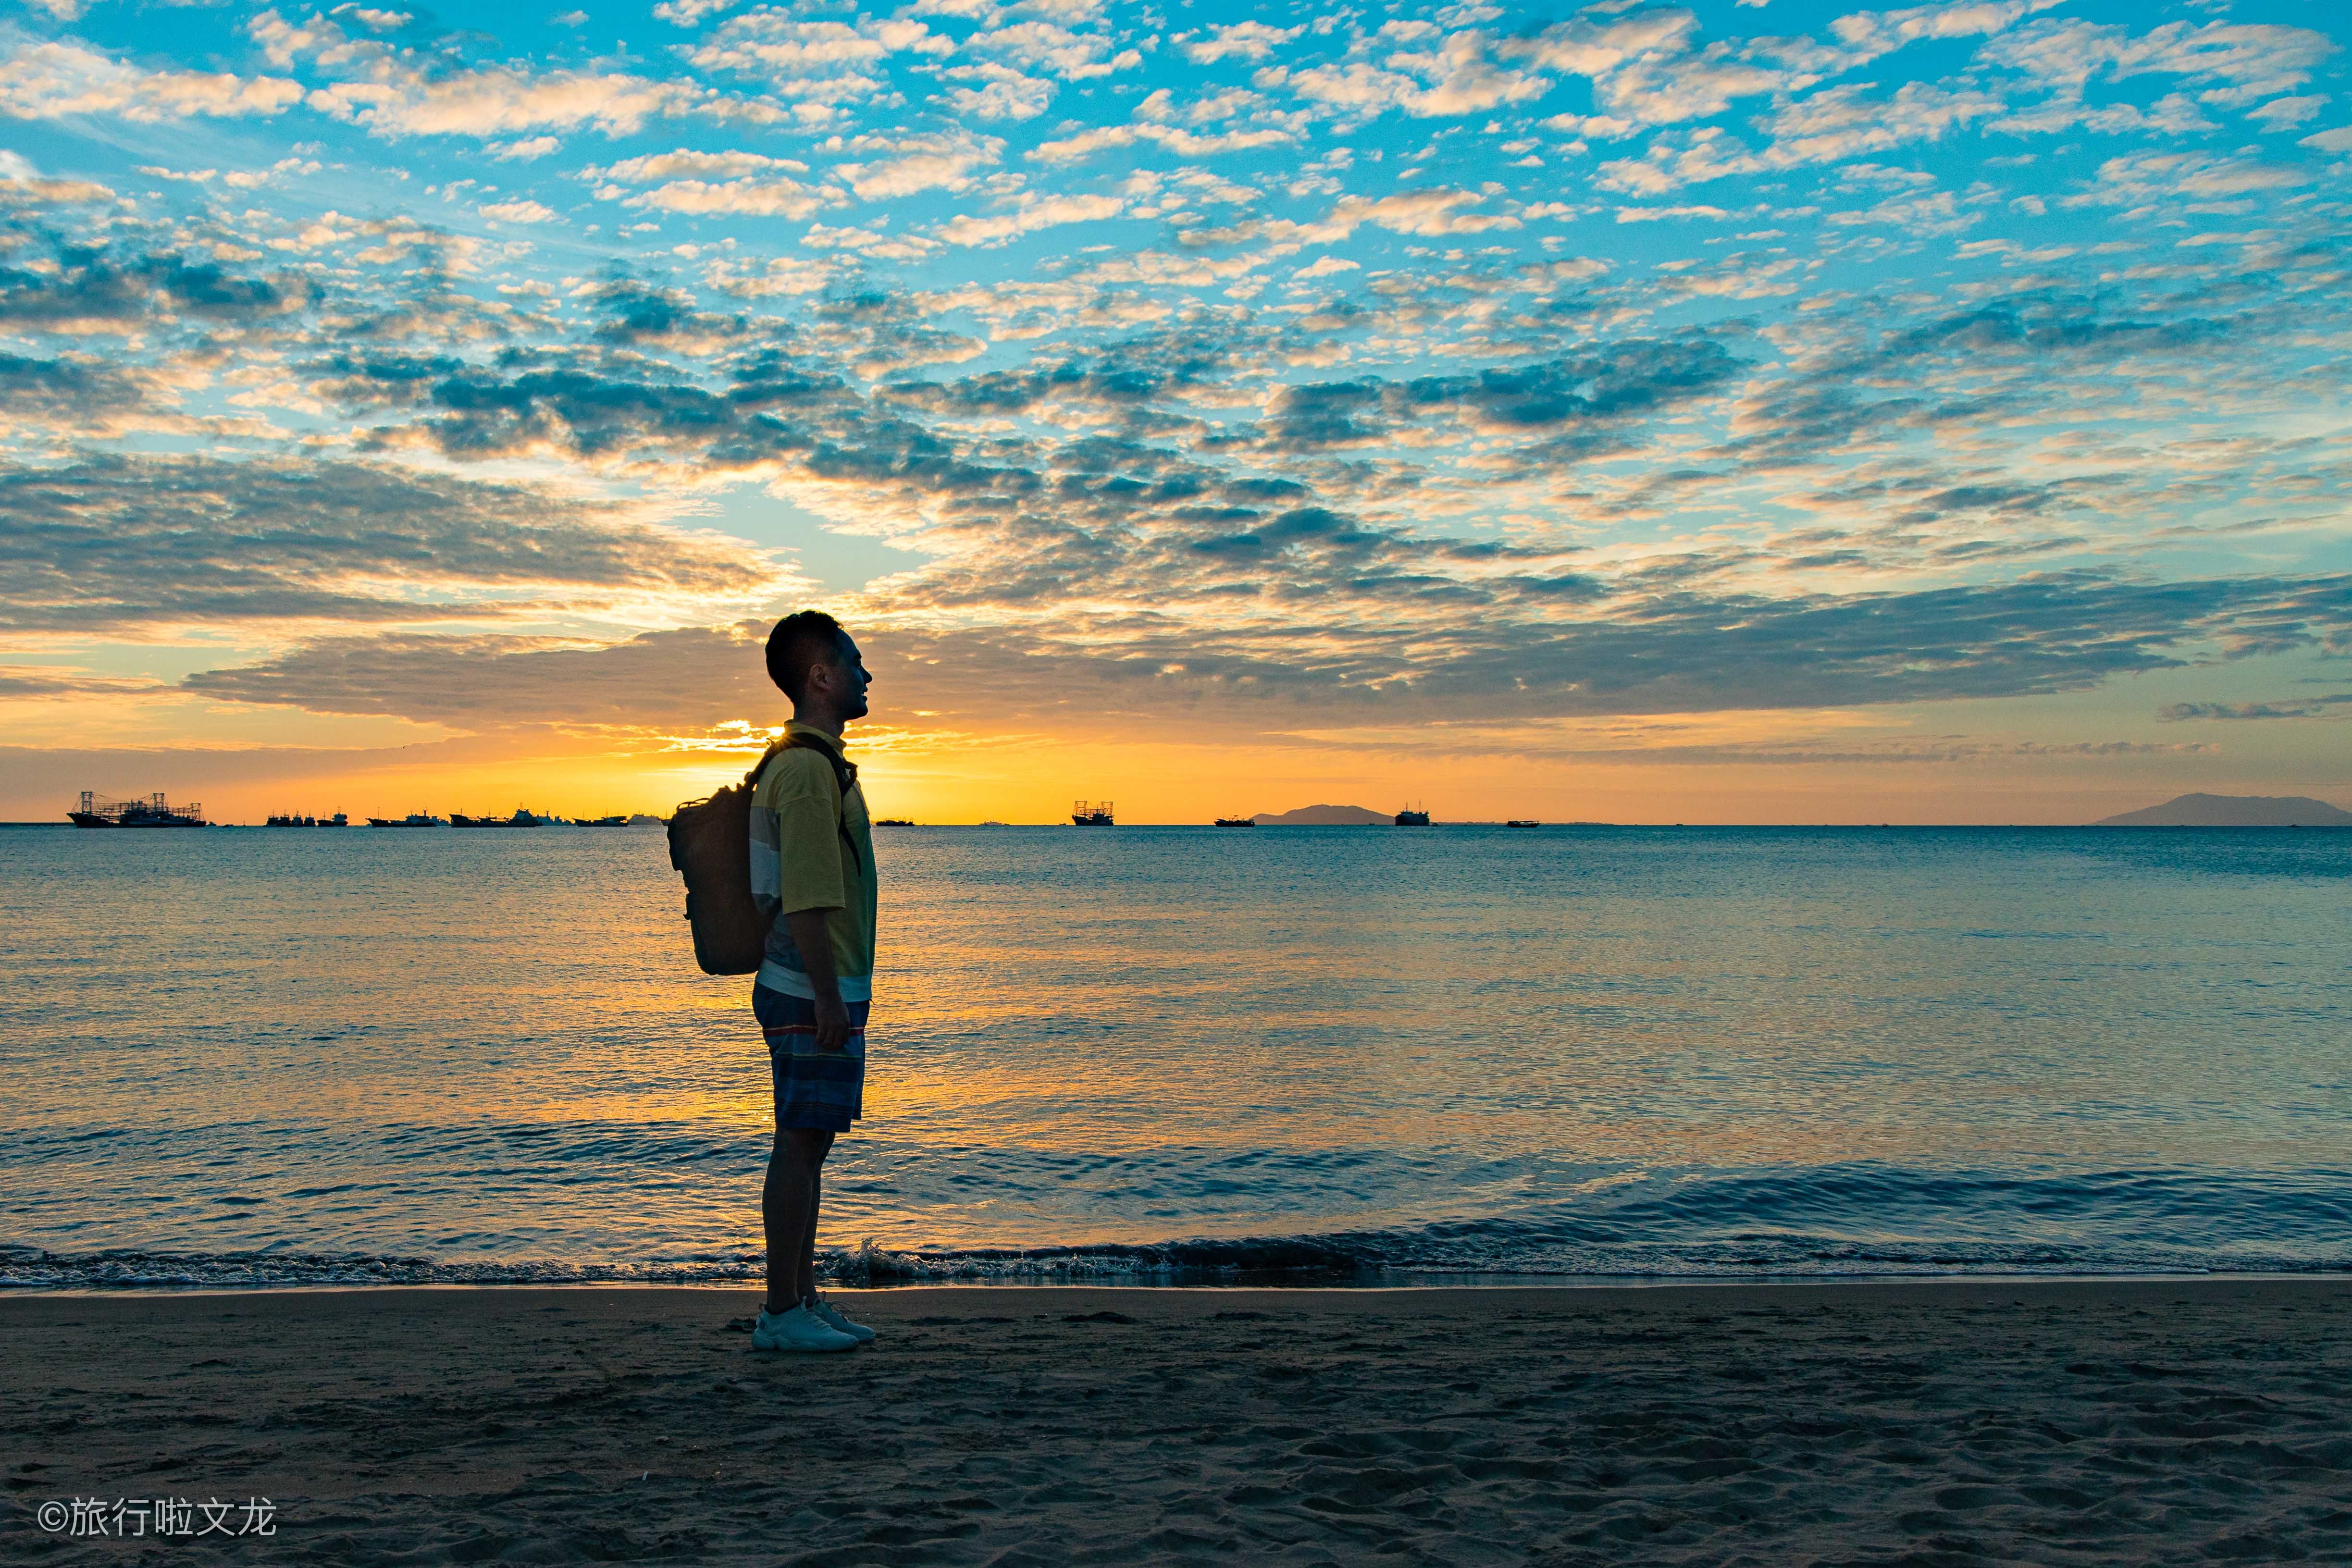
[4,1279,2348,1564]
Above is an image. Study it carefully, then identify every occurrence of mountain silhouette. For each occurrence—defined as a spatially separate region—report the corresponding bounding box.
[2093,793,2352,827]
[1252,804,1394,825]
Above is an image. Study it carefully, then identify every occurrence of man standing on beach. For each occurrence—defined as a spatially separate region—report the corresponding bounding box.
[749,611,880,1354]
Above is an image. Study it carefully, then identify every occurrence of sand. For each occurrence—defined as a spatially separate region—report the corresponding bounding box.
[4,1279,2348,1565]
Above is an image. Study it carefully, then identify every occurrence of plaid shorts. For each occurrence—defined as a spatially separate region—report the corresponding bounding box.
[753,984,868,1133]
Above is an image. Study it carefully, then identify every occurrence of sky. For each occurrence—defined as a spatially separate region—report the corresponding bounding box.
[0,0,2345,824]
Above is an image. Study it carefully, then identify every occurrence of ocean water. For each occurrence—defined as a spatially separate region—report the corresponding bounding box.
[2,823,2347,1289]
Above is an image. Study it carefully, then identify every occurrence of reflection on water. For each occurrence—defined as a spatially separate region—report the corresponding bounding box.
[2,825,2347,1286]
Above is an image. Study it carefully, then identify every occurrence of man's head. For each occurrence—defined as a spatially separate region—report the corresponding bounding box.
[765,610,870,728]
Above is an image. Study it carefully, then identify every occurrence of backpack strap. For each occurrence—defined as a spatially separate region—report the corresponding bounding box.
[771,729,862,873]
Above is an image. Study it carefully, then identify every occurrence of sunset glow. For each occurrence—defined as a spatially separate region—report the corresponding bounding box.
[1,0,2346,822]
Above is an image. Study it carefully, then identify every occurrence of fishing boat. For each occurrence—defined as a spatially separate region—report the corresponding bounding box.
[1505,819,1541,827]
[1213,815,1255,827]
[68,791,207,828]
[1071,801,1114,826]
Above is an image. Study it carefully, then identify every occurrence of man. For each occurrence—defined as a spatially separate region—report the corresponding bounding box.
[748,610,880,1353]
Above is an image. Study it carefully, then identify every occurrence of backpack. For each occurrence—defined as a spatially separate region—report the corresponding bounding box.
[666,733,858,977]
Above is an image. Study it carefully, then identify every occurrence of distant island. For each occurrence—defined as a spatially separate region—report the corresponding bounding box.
[2093,793,2352,827]
[1252,804,1393,826]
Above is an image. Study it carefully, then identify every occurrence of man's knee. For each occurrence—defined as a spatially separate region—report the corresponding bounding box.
[776,1128,833,1166]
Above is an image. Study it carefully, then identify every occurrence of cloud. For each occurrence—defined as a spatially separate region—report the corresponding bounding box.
[686,14,933,74]
[938,191,1126,247]
[1258,337,1741,450]
[1328,187,1521,237]
[0,247,310,334]
[609,175,842,219]
[0,38,302,121]
[252,11,756,138]
[704,255,839,297]
[0,173,112,204]
[0,454,776,633]
[1028,119,1298,165]
[1598,83,2005,192]
[2246,95,2327,131]
[1182,23,1302,65]
[1981,18,2337,101]
[0,349,168,433]
[588,145,844,218]
[592,148,805,182]
[944,62,1055,121]
[968,20,1136,81]
[1829,0,2067,64]
[2068,150,2310,208]
[479,198,558,223]
[2158,694,2352,721]
[172,568,2352,744]
[0,0,2346,790]
[1287,31,1550,120]
[836,132,1004,200]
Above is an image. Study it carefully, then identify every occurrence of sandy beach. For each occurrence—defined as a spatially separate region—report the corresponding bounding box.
[5,1278,2348,1564]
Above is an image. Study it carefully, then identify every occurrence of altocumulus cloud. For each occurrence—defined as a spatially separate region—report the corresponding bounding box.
[0,0,2342,765]
[0,455,777,633]
[179,573,2352,747]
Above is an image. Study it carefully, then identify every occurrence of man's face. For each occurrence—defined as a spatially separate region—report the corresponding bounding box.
[826,635,872,722]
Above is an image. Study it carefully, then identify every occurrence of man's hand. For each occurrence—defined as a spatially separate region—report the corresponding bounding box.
[782,906,850,1053]
[811,990,852,1054]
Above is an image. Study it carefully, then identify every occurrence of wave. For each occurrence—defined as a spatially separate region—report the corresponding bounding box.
[8,1162,2351,1289]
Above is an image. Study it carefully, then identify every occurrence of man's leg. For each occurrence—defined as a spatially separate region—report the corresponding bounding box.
[763,1128,831,1313]
[796,1129,834,1301]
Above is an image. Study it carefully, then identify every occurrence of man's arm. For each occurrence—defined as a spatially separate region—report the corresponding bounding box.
[781,907,850,1052]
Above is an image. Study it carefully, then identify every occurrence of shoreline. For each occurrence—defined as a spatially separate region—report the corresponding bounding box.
[8,1277,2347,1562]
[6,1266,2348,1298]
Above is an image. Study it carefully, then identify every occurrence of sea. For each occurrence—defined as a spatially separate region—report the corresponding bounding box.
[3,823,2347,1290]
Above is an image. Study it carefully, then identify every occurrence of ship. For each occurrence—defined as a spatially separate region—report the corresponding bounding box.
[1071,800,1114,826]
[1213,815,1255,827]
[874,817,915,827]
[1505,819,1541,828]
[367,812,446,827]
[583,815,630,827]
[266,813,348,827]
[1394,804,1431,827]
[69,790,207,828]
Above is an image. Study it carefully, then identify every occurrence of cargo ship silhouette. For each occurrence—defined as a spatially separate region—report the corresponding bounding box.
[69,791,206,828]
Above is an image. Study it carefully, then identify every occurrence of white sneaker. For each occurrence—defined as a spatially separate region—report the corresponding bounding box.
[752,1303,856,1353]
[808,1296,876,1344]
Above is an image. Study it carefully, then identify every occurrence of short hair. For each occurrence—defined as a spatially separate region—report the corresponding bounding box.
[765,610,851,704]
